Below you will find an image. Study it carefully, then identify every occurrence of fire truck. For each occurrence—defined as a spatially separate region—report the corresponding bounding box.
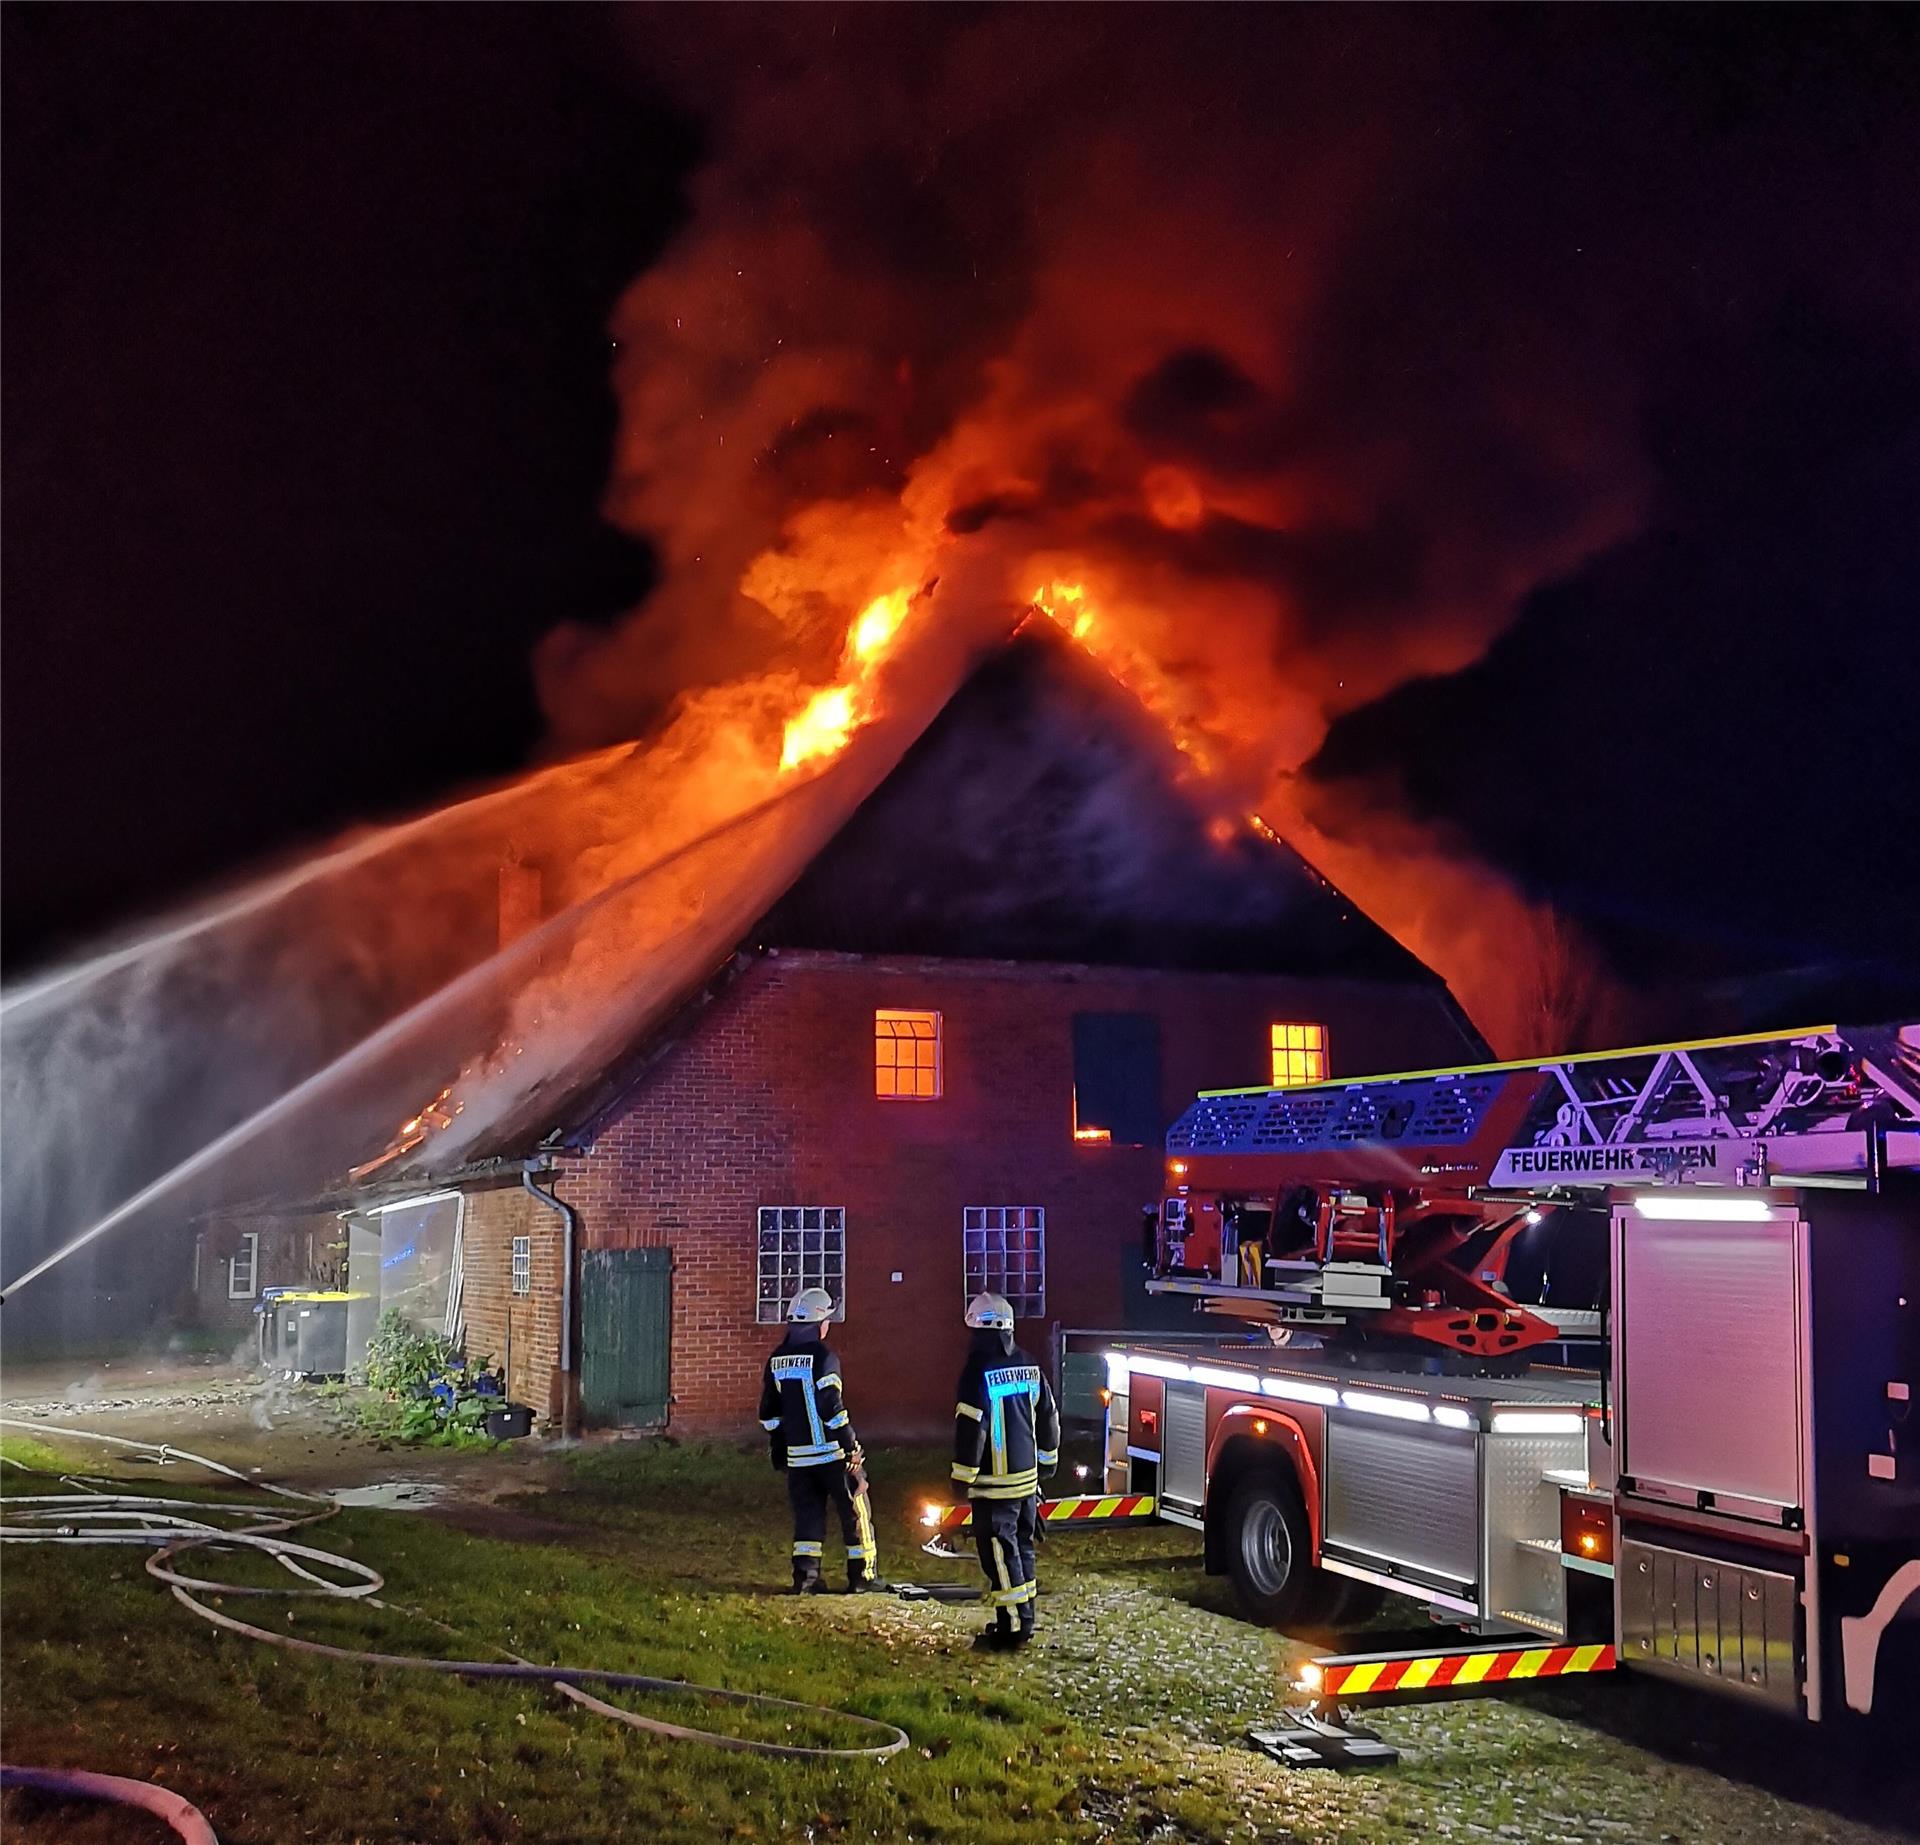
[1099,1022,1919,1722]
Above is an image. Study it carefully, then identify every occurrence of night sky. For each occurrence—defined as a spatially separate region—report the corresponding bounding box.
[5,7,1917,1009]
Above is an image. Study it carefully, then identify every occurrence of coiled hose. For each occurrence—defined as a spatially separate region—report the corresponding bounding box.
[1,1416,908,1842]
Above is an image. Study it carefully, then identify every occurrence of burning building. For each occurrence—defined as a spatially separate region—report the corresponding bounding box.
[194,625,1480,1432]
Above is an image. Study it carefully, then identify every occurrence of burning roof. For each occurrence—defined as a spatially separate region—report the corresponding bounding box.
[758,624,1437,979]
[355,621,1474,1187]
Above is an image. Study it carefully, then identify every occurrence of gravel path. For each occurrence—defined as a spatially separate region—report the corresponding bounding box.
[791,1551,1918,1845]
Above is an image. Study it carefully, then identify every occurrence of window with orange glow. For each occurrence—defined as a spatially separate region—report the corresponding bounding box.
[1270,1022,1328,1088]
[875,1009,942,1099]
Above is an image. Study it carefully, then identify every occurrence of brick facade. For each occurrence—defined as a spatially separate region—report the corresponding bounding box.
[531,951,1473,1436]
[191,1211,339,1337]
[454,1183,571,1424]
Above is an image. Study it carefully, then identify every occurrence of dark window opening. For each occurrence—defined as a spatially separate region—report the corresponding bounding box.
[1071,1012,1162,1148]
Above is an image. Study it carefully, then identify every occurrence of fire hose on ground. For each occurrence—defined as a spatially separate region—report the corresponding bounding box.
[0,1419,909,1844]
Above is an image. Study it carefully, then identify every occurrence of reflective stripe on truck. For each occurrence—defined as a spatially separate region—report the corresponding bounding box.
[1301,1642,1617,1699]
[917,1493,1157,1535]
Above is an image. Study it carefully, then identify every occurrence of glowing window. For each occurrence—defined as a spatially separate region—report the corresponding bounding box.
[875,1009,942,1100]
[1270,1022,1329,1088]
[755,1207,846,1324]
[963,1207,1045,1317]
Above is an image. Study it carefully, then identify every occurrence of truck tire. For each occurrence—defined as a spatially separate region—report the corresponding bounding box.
[1223,1471,1314,1626]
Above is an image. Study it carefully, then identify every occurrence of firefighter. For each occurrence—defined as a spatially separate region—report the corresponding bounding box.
[952,1292,1059,1648]
[759,1286,882,1593]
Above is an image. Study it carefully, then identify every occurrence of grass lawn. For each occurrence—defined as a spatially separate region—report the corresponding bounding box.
[3,1430,1914,1845]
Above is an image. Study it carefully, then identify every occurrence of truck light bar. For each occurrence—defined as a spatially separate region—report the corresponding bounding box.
[1432,1405,1475,1430]
[1262,1377,1339,1407]
[1120,1354,1190,1381]
[1109,1354,1271,1393]
[1190,1364,1261,1390]
[1633,1195,1779,1221]
[1341,1389,1430,1422]
[1490,1411,1585,1435]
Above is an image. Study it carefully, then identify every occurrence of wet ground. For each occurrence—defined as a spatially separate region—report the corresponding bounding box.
[0,1353,566,1506]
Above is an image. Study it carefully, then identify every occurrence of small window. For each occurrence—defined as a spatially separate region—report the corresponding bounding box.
[964,1207,1045,1317]
[511,1235,532,1297]
[756,1206,847,1324]
[1270,1022,1329,1088]
[228,1231,259,1300]
[1070,1012,1162,1146]
[875,1009,941,1100]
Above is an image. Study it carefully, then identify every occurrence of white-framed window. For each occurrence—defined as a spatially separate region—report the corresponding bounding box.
[875,1009,941,1100]
[228,1231,259,1300]
[511,1235,532,1297]
[756,1206,847,1324]
[963,1207,1045,1317]
[1270,1021,1329,1088]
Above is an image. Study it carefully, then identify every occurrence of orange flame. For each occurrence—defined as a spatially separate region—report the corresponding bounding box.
[780,685,858,771]
[779,587,915,771]
[850,587,909,661]
[1031,577,1218,776]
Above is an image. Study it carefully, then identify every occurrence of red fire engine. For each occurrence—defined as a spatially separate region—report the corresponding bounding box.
[1096,1022,1918,1723]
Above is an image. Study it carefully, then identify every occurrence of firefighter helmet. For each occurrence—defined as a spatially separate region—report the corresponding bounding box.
[965,1292,1014,1330]
[788,1286,836,1324]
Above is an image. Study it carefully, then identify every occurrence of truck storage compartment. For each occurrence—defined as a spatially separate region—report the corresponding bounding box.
[1615,1207,1807,1524]
[1161,1381,1208,1509]
[1322,1419,1479,1597]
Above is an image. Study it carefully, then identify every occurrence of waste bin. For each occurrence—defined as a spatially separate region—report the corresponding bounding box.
[255,1290,354,1378]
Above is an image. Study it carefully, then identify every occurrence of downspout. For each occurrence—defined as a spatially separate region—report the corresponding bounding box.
[522,1162,580,1431]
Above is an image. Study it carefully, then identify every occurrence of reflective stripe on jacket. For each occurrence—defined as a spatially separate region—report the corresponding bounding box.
[953,1336,1059,1499]
[759,1332,858,1467]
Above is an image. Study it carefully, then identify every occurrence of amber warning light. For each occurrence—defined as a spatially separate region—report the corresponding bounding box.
[1560,1494,1614,1567]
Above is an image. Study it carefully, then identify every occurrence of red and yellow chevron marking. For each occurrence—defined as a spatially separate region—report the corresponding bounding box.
[1304,1642,1616,1699]
[918,1493,1156,1535]
[1042,1492,1156,1524]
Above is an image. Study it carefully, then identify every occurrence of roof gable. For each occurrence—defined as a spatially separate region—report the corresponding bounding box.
[357,623,1459,1182]
[755,625,1435,981]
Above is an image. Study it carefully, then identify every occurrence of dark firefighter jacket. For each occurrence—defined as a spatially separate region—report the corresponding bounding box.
[758,1330,859,1468]
[952,1331,1060,1500]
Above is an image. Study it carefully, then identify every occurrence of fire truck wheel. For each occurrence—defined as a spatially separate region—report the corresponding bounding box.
[1223,1472,1313,1626]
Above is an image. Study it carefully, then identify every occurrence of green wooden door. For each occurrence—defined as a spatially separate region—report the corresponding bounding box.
[581,1248,672,1427]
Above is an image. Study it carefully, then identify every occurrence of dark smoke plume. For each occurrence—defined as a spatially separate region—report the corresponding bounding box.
[529,8,1917,1050]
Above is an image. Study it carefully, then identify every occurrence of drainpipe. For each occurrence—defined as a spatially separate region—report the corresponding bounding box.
[522,1162,580,1432]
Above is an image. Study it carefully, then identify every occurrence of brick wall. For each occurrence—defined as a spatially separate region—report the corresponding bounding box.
[190,1212,340,1337]
[559,953,1472,1436]
[455,1183,570,1425]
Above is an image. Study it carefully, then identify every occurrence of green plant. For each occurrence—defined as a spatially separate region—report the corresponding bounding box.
[355,1308,505,1447]
[360,1308,458,1394]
